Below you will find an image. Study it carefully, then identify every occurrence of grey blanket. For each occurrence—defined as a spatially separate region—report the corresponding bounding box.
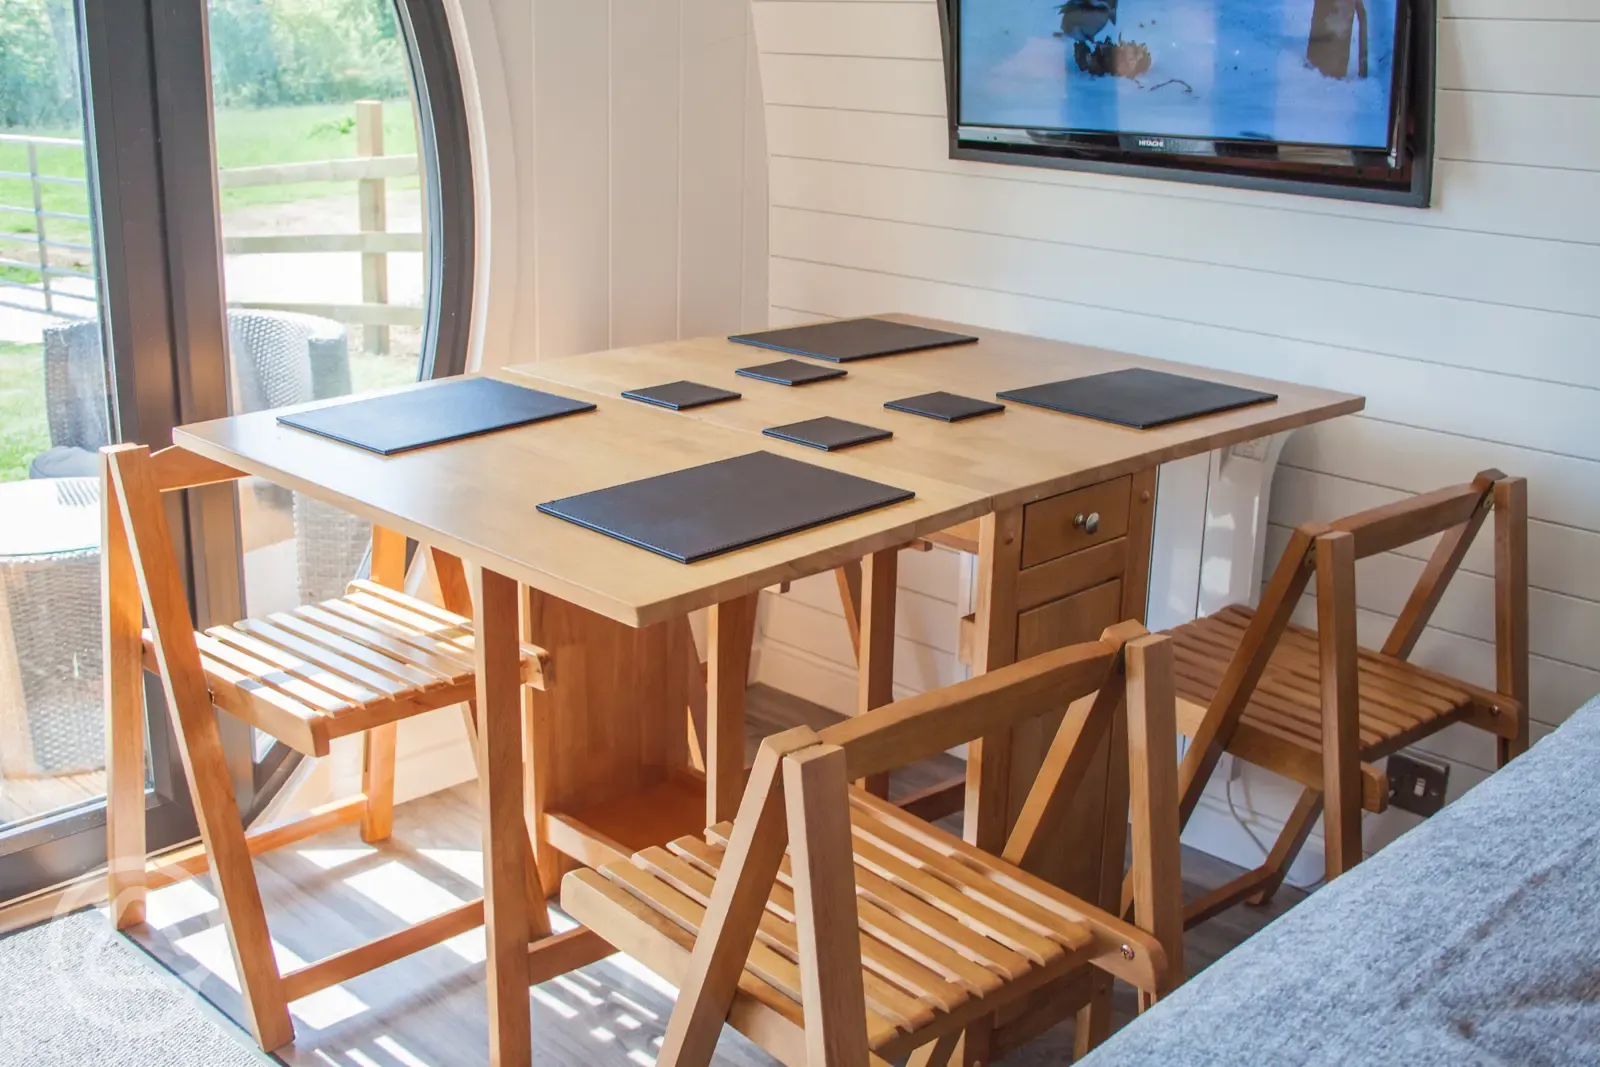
[1082,696,1600,1067]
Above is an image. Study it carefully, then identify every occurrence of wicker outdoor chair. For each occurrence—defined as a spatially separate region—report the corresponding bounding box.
[31,311,366,605]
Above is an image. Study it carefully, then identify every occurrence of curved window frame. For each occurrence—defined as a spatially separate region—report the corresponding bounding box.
[396,0,475,381]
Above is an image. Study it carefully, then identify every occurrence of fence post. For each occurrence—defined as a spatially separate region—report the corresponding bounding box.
[27,141,52,315]
[356,100,388,354]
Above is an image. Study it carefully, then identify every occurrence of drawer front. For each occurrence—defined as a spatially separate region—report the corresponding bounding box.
[1020,476,1132,569]
[1016,578,1125,661]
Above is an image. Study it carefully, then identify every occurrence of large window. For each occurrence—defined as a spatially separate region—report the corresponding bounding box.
[0,0,471,904]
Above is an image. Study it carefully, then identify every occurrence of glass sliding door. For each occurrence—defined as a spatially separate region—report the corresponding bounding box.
[200,0,466,779]
[0,0,472,906]
[0,0,118,856]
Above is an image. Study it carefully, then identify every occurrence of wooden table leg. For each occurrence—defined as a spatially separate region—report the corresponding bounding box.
[857,547,898,797]
[474,566,532,1067]
[707,592,760,825]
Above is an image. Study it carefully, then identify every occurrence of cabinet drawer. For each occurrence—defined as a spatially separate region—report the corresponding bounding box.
[1016,578,1124,661]
[1020,476,1132,569]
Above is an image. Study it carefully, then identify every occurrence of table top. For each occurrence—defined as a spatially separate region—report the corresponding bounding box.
[0,477,100,559]
[512,315,1364,512]
[174,316,1363,627]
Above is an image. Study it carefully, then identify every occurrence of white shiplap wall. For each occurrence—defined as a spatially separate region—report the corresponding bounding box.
[746,0,1600,879]
[459,0,769,371]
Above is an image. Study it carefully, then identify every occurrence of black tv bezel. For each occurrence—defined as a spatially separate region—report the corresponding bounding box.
[938,0,1436,207]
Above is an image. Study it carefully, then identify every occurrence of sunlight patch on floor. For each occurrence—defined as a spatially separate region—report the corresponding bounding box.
[415,847,483,888]
[169,925,368,1029]
[295,846,378,871]
[141,878,220,930]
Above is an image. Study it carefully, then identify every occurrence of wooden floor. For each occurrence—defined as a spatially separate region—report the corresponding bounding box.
[128,684,1303,1066]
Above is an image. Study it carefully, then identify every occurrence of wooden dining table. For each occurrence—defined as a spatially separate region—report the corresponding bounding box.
[171,315,1361,1064]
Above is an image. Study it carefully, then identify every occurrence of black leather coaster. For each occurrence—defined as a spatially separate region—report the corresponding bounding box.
[998,367,1277,430]
[537,451,915,563]
[885,391,1005,423]
[763,416,892,452]
[277,377,596,456]
[622,380,742,411]
[731,318,978,363]
[735,359,848,386]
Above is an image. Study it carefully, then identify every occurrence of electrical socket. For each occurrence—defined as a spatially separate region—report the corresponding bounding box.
[1387,753,1450,817]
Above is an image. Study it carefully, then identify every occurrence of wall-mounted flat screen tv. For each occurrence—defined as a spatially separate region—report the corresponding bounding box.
[941,0,1435,205]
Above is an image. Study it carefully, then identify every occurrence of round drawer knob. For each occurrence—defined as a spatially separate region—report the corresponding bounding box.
[1073,512,1101,535]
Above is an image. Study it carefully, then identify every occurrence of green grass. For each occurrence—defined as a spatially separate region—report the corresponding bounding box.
[1,102,427,483]
[0,99,421,270]
[0,342,48,484]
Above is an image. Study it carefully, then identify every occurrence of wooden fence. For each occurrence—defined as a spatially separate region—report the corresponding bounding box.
[0,133,98,320]
[0,100,424,351]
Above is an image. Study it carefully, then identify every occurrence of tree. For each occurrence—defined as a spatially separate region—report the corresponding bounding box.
[1307,0,1369,79]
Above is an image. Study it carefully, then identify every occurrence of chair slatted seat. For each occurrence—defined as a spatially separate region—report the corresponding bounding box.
[1153,470,1530,932]
[564,625,1186,1067]
[142,578,545,757]
[1169,604,1494,765]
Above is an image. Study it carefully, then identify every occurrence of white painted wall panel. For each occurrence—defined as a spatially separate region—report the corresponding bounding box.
[766,104,1600,248]
[470,0,769,366]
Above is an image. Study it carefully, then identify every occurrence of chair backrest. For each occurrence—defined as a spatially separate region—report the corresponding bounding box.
[659,624,1184,1067]
[100,445,256,765]
[1175,469,1528,824]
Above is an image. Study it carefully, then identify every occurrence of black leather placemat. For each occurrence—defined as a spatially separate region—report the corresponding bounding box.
[730,317,978,363]
[735,359,848,386]
[998,368,1277,430]
[764,416,893,452]
[537,451,915,564]
[885,391,1006,423]
[277,377,597,455]
[622,380,742,411]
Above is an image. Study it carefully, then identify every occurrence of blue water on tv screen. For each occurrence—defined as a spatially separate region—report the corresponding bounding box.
[958,0,1400,150]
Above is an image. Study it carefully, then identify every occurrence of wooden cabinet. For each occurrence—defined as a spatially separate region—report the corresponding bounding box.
[966,467,1159,867]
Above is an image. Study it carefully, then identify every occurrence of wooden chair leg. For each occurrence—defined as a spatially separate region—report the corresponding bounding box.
[360,526,409,843]
[103,465,147,929]
[1493,477,1530,768]
[1316,531,1363,882]
[659,729,815,1067]
[1073,975,1113,1059]
[360,726,398,843]
[1124,635,1184,1001]
[785,744,870,1067]
[107,445,293,1050]
[1246,788,1323,907]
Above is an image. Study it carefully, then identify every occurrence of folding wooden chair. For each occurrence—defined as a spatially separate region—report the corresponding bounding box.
[1163,470,1529,927]
[101,443,556,1051]
[565,623,1185,1067]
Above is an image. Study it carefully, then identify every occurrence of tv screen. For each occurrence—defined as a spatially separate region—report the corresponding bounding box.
[956,0,1405,152]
